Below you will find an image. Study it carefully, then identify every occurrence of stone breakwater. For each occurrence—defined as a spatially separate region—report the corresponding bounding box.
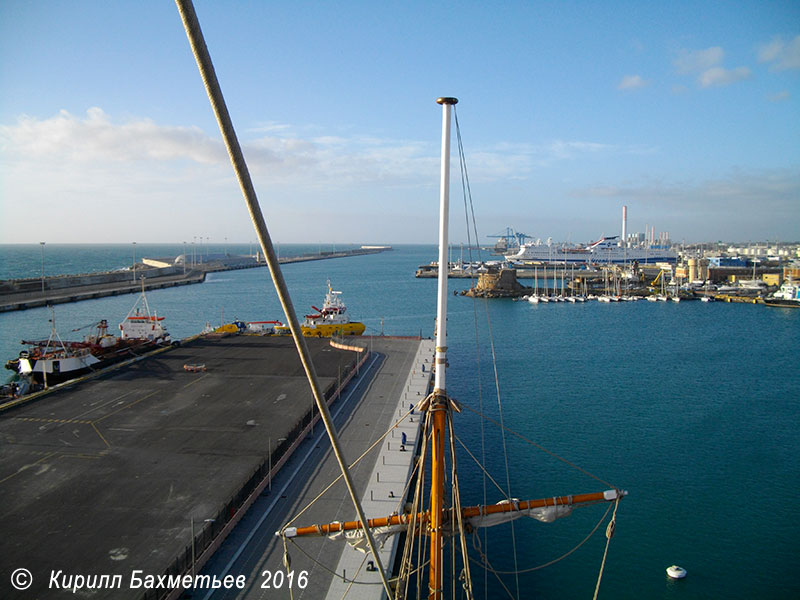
[0,247,391,313]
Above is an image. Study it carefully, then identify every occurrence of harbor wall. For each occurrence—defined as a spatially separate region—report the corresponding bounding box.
[0,247,391,313]
[0,266,185,295]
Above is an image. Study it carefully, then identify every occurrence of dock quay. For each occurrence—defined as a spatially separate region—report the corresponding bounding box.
[0,333,427,599]
[198,337,433,600]
[0,247,390,313]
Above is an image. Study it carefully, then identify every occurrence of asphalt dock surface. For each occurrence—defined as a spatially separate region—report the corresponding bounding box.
[0,333,377,599]
[197,336,431,600]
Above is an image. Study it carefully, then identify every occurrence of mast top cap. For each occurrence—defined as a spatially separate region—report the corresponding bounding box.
[436,97,458,105]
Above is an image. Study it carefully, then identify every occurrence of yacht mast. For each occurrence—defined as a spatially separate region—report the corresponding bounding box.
[430,96,457,600]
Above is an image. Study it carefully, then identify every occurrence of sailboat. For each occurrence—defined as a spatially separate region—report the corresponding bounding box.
[527,266,540,303]
[175,3,626,595]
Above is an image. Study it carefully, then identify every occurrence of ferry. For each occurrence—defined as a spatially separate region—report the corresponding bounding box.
[275,281,365,337]
[506,235,677,264]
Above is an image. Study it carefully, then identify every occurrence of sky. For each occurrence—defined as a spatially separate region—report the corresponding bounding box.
[1,0,798,246]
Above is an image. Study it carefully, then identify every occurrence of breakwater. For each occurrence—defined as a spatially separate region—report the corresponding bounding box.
[0,247,390,312]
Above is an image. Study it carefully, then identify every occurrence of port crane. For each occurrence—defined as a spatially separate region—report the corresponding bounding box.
[487,227,531,251]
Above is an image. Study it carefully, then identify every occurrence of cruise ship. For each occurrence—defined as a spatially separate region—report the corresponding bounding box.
[505,235,677,264]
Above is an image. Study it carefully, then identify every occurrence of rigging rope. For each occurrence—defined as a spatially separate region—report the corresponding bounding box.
[454,104,521,600]
[454,107,491,599]
[284,403,419,528]
[453,434,514,500]
[448,413,475,600]
[460,402,617,489]
[469,499,614,575]
[592,495,620,600]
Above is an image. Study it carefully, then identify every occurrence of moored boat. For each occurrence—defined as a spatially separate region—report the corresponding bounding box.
[275,280,365,337]
[5,285,170,389]
[763,280,800,308]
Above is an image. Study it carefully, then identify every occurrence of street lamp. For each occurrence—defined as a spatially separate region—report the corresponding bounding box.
[39,242,46,295]
[132,242,137,282]
[183,241,187,275]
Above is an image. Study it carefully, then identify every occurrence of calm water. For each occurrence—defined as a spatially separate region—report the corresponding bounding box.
[1,244,798,599]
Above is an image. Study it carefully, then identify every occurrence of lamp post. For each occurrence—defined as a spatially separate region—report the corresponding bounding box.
[39,242,45,295]
[132,242,137,282]
[183,241,187,275]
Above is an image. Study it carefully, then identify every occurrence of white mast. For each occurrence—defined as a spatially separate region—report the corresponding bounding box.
[434,97,456,396]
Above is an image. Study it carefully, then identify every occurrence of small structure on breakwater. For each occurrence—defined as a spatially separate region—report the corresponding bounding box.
[463,268,531,298]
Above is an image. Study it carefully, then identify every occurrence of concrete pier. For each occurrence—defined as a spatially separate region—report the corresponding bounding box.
[0,334,365,599]
[193,337,433,600]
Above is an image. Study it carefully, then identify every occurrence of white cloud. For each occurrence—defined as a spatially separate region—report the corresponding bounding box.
[674,46,724,74]
[768,90,791,102]
[698,66,752,88]
[575,168,800,212]
[618,74,648,90]
[673,46,753,88]
[758,35,800,70]
[0,108,227,164]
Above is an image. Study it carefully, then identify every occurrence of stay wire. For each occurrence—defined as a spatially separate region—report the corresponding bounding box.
[454,107,521,599]
[453,104,491,599]
[460,402,617,490]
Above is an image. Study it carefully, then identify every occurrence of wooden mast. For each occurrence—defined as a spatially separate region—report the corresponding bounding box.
[430,96,457,600]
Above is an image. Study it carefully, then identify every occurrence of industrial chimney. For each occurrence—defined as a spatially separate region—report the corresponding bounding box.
[622,205,627,247]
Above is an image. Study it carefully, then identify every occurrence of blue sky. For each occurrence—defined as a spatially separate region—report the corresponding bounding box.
[1,1,798,245]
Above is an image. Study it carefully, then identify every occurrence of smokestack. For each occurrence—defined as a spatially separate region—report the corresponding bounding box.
[622,205,627,247]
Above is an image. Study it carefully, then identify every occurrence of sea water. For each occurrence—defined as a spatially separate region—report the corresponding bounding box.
[1,244,798,599]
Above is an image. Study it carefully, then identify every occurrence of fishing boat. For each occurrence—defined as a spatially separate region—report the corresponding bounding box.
[275,280,366,337]
[763,280,800,308]
[4,282,170,388]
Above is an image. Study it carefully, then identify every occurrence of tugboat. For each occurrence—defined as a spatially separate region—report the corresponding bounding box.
[5,282,170,389]
[275,280,365,337]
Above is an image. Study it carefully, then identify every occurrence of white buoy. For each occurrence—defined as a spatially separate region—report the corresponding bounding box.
[666,565,687,579]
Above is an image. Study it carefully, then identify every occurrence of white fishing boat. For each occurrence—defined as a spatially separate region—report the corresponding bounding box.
[5,282,170,388]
